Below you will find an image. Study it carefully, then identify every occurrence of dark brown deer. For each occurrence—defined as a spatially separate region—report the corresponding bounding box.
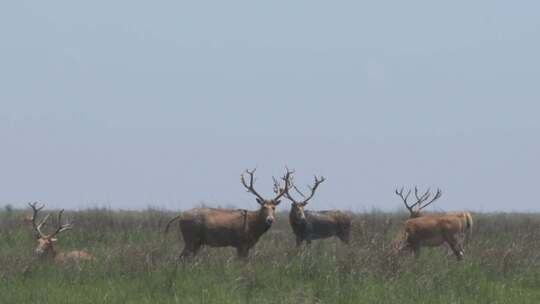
[28,202,93,262]
[393,187,472,260]
[278,174,351,246]
[165,168,292,258]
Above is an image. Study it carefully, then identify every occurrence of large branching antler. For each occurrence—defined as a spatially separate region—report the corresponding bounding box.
[395,186,443,216]
[28,202,48,238]
[242,167,292,204]
[49,209,73,238]
[416,187,442,211]
[272,176,285,196]
[395,187,414,215]
[283,174,325,206]
[272,168,294,202]
[241,168,266,202]
[414,187,431,206]
[274,174,299,204]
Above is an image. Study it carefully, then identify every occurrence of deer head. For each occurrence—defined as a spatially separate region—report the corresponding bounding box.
[278,174,326,224]
[241,168,292,226]
[395,187,442,218]
[28,202,73,257]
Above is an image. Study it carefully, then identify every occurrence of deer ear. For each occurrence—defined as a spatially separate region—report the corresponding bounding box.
[51,238,58,242]
[274,200,281,206]
[256,198,263,205]
[301,202,308,207]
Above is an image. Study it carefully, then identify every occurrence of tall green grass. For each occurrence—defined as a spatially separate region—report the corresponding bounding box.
[1,207,540,303]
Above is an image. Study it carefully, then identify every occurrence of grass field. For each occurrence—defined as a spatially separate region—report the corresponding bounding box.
[1,206,540,303]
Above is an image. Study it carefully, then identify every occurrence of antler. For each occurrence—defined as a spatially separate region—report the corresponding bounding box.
[396,187,443,215]
[416,188,442,211]
[275,175,300,204]
[284,174,325,205]
[241,168,266,202]
[28,202,48,238]
[49,209,73,238]
[243,167,293,204]
[414,187,431,204]
[272,168,294,201]
[395,187,414,214]
[272,176,284,196]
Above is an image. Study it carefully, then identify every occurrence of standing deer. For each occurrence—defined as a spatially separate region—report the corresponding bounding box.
[393,187,472,260]
[278,174,351,246]
[396,187,473,234]
[165,168,292,258]
[28,202,93,262]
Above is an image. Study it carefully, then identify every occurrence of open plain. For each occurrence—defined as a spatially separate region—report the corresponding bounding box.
[1,207,539,303]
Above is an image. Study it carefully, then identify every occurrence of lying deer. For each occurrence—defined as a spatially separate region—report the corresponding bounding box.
[165,168,292,258]
[393,188,472,260]
[28,202,93,262]
[278,174,351,246]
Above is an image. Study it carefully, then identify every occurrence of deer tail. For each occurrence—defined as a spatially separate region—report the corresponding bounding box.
[464,212,473,234]
[164,214,183,235]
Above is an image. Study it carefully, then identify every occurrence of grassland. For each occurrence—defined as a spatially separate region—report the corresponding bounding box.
[1,206,540,303]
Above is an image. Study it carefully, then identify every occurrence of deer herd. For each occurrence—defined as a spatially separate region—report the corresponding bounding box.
[22,168,473,264]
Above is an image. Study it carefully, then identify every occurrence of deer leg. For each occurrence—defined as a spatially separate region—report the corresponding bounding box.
[296,237,304,247]
[191,244,202,257]
[412,245,421,259]
[446,236,464,261]
[236,247,249,259]
[339,222,352,245]
[338,231,351,245]
[180,245,193,258]
[180,242,201,259]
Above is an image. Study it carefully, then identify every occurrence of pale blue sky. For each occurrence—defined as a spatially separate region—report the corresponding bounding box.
[1,1,539,211]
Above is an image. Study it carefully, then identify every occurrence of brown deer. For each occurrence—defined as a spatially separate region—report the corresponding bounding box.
[28,202,93,262]
[395,187,473,233]
[393,187,472,260]
[278,174,351,246]
[165,168,292,258]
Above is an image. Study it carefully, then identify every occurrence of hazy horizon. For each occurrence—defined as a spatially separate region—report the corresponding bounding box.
[1,1,539,212]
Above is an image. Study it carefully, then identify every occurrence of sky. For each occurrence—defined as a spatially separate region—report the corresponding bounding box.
[1,1,539,212]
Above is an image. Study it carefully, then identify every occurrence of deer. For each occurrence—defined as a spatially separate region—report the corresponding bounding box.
[395,187,473,233]
[28,202,93,263]
[165,168,292,258]
[277,174,352,246]
[393,187,473,260]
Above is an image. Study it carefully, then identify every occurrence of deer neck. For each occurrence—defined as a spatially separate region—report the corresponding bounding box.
[39,246,59,261]
[244,210,271,240]
[410,211,423,218]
